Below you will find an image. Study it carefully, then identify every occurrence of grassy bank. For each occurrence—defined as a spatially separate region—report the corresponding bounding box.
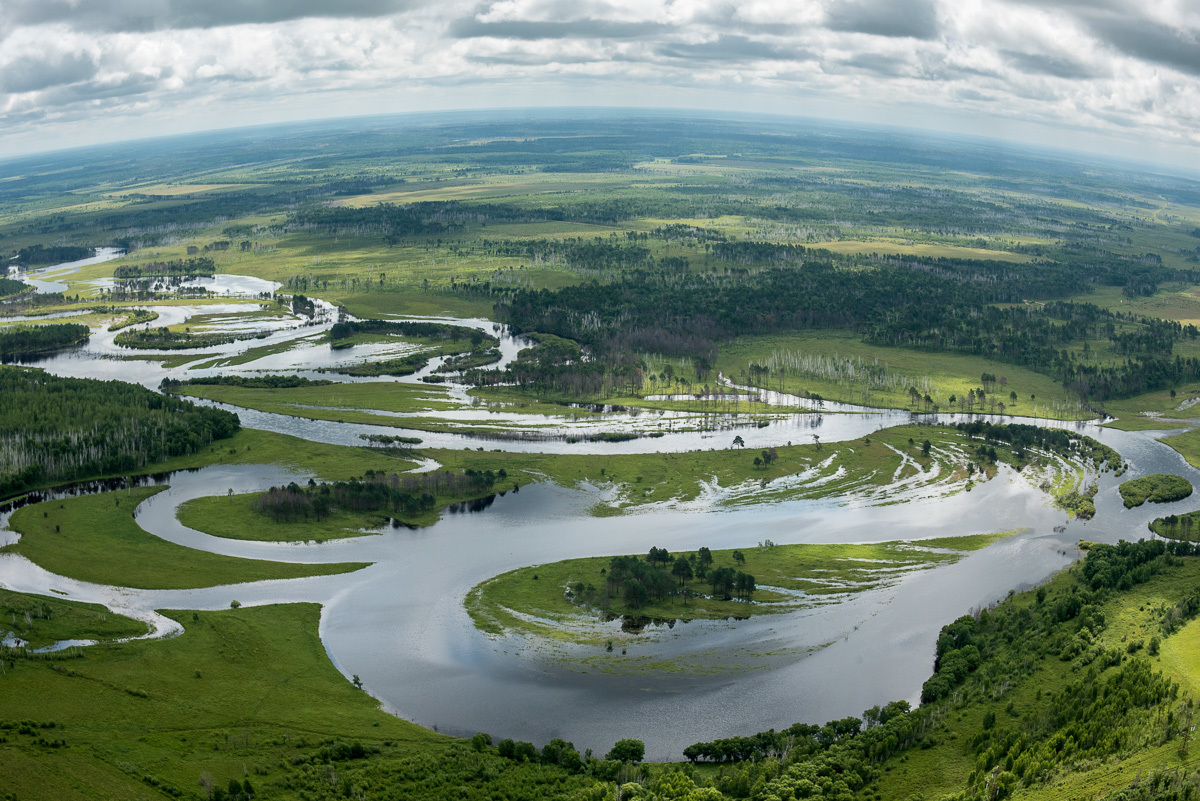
[5,487,368,590]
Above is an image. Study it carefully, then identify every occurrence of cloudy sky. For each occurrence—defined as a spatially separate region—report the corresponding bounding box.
[2,0,1199,163]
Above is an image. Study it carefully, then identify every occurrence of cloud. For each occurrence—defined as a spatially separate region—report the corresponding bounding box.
[1002,50,1103,80]
[1,0,1199,161]
[824,0,940,40]
[2,0,420,32]
[448,17,671,40]
[1085,16,1200,77]
[656,35,815,63]
[0,51,98,93]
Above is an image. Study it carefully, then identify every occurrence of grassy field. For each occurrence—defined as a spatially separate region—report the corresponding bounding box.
[466,533,1016,643]
[0,600,450,801]
[5,487,368,590]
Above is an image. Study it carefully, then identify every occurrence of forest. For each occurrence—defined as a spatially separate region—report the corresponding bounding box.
[0,323,90,358]
[0,366,240,498]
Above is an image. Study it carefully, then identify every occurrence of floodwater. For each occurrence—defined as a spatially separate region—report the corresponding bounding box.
[2,266,1199,757]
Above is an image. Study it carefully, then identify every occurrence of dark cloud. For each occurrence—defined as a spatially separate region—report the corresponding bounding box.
[0,51,98,93]
[825,0,939,40]
[449,17,672,40]
[4,0,417,32]
[1002,50,1103,80]
[656,35,814,63]
[1085,17,1200,77]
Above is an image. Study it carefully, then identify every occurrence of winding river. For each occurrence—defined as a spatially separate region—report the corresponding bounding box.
[3,278,1198,758]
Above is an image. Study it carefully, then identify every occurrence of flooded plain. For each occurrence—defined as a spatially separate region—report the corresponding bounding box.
[3,276,1198,757]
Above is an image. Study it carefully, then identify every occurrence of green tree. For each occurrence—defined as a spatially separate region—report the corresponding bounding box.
[606,738,645,763]
[672,557,694,586]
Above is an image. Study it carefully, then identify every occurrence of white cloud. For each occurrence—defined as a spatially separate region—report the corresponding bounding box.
[0,0,1198,160]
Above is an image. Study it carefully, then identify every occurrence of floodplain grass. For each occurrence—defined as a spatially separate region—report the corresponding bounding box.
[146,428,422,481]
[436,424,940,514]
[334,291,496,319]
[1157,428,1200,471]
[714,330,1092,421]
[171,379,458,415]
[1101,415,1194,431]
[465,533,1014,643]
[0,586,148,649]
[176,464,515,541]
[0,602,449,801]
[4,486,369,590]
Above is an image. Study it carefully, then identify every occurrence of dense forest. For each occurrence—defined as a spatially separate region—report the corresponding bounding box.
[491,250,1200,401]
[0,367,240,498]
[0,323,90,359]
[0,277,30,298]
[12,244,94,266]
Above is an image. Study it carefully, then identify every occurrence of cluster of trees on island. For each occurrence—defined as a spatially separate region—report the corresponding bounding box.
[0,366,240,498]
[568,546,757,613]
[256,467,507,523]
[954,421,1120,469]
[12,244,93,266]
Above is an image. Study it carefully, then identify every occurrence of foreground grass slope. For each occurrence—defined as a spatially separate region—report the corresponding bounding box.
[0,602,449,801]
